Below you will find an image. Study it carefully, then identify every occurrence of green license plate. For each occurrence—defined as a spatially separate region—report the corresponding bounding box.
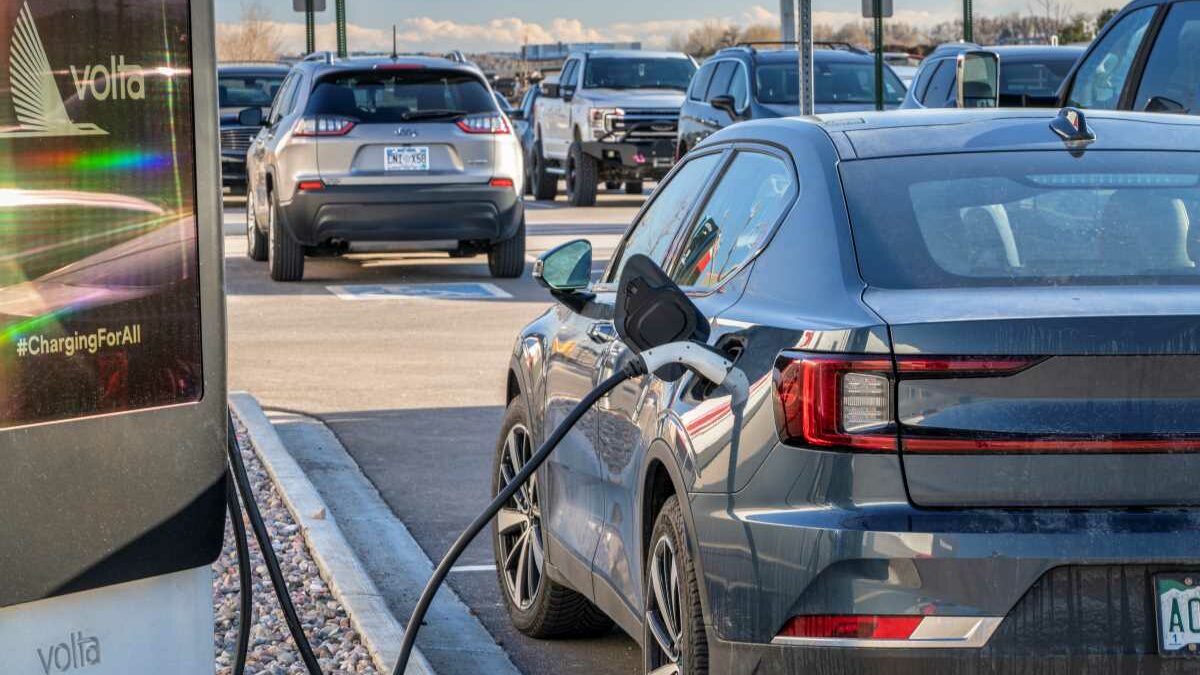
[1156,574,1200,656]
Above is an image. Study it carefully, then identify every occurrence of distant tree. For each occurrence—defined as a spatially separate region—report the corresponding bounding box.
[739,23,782,45]
[670,21,741,58]
[217,1,284,62]
[1096,7,1120,31]
[1059,12,1094,42]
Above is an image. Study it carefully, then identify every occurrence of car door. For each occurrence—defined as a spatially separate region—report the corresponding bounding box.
[1131,1,1200,113]
[1064,4,1159,109]
[679,61,717,151]
[589,146,799,626]
[252,71,298,222]
[699,61,738,137]
[546,59,579,160]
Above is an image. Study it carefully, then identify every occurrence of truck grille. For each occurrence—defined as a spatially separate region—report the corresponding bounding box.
[220,127,259,154]
[609,109,678,139]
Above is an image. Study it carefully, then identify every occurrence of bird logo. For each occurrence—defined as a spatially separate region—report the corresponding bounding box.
[1,2,107,138]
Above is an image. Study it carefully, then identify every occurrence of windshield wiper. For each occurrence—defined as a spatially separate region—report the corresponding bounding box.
[400,109,468,121]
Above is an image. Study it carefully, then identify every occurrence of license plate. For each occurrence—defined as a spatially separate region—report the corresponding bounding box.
[1156,574,1200,656]
[385,146,429,172]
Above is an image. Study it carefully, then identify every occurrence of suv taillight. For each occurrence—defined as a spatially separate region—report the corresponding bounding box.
[774,353,1041,453]
[456,113,511,134]
[293,115,357,137]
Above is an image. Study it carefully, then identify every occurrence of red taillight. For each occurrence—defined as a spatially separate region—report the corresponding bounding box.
[778,615,922,640]
[456,113,511,135]
[489,177,514,188]
[775,354,897,452]
[293,115,356,137]
[297,180,325,191]
[774,353,1044,453]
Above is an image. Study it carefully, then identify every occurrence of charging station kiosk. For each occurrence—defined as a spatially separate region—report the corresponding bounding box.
[0,0,226,672]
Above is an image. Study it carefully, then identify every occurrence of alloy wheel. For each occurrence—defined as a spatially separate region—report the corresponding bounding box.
[245,191,256,246]
[645,535,684,675]
[496,423,544,610]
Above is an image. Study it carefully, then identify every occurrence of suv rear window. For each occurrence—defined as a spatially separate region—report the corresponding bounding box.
[841,151,1200,288]
[306,69,495,122]
[756,61,905,105]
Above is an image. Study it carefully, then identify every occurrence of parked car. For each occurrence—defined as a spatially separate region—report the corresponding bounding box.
[531,50,697,206]
[218,63,291,195]
[902,44,1083,108]
[1062,0,1200,114]
[243,55,525,281]
[496,107,1200,674]
[676,44,906,157]
[508,86,540,194]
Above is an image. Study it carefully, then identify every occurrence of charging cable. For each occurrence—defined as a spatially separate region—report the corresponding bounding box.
[224,340,743,675]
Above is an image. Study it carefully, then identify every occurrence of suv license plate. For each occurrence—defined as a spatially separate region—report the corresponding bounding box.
[1156,574,1200,656]
[385,146,429,172]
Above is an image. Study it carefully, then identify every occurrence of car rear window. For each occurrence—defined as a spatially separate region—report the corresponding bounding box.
[999,57,1077,97]
[841,151,1200,288]
[756,61,905,105]
[306,69,495,122]
[219,74,286,107]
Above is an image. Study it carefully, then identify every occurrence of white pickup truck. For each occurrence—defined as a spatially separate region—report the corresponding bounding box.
[530,50,696,206]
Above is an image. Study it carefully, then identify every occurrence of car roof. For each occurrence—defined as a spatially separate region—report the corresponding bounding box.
[576,49,689,59]
[752,48,874,64]
[926,43,1084,60]
[806,109,1200,159]
[297,55,484,77]
[217,63,291,75]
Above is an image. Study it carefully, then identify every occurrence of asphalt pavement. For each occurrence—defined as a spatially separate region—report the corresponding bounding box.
[224,188,647,675]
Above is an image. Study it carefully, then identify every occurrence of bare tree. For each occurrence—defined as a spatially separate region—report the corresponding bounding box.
[1028,0,1073,40]
[669,21,741,58]
[217,1,284,62]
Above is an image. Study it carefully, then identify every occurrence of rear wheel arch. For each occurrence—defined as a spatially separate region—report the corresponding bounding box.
[506,369,522,405]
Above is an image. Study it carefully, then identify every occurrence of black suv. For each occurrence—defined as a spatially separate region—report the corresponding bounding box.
[676,43,905,158]
[218,63,290,195]
[901,44,1083,109]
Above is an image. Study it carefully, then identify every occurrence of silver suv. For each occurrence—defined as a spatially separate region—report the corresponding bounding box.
[243,54,526,281]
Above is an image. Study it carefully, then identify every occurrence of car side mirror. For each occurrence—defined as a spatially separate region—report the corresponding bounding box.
[561,85,576,102]
[956,51,1000,109]
[540,81,560,98]
[535,238,592,291]
[709,94,739,119]
[615,254,710,356]
[238,107,265,127]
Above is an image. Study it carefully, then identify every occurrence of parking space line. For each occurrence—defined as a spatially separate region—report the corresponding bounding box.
[448,564,496,574]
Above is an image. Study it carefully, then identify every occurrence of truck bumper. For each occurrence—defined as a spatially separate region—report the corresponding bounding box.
[579,139,675,180]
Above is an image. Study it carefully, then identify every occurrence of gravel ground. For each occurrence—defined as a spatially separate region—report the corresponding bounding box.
[214,424,380,675]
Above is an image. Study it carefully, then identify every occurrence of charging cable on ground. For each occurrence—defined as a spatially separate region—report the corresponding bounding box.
[223,340,745,675]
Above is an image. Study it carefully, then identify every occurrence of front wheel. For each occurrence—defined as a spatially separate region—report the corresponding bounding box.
[644,496,707,675]
[492,398,613,638]
[245,190,268,261]
[488,218,525,278]
[566,142,598,207]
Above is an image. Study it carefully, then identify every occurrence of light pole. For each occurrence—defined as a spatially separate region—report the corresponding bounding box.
[336,0,347,57]
[963,0,974,42]
[305,0,315,54]
[780,0,814,115]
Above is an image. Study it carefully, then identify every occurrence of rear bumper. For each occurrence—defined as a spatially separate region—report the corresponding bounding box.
[278,183,524,246]
[690,443,1200,660]
[580,139,674,179]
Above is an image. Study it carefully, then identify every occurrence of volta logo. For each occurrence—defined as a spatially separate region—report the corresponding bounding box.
[35,631,101,674]
[1,2,108,138]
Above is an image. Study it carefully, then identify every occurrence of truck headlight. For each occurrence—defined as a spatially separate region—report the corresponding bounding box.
[589,108,623,138]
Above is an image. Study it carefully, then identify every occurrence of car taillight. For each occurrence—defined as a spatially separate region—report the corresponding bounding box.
[293,115,356,137]
[774,353,1043,453]
[456,113,510,134]
[778,615,923,640]
[297,180,325,191]
[489,177,514,188]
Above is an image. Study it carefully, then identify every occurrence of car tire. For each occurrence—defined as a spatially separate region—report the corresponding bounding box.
[488,218,525,279]
[492,397,614,639]
[566,142,598,207]
[245,190,268,262]
[625,181,644,195]
[643,495,707,675]
[531,139,558,202]
[267,192,304,282]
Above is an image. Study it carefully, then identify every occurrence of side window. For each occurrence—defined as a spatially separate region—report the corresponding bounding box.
[560,60,579,90]
[1068,6,1156,109]
[268,73,297,124]
[921,61,956,107]
[911,61,937,100]
[1134,1,1200,113]
[607,153,723,283]
[707,62,736,100]
[729,64,749,109]
[669,151,797,290]
[690,62,717,101]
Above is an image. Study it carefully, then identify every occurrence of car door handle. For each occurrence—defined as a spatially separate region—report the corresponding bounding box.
[588,322,616,344]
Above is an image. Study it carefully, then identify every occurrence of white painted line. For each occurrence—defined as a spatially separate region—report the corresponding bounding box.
[449,564,496,574]
[230,393,436,675]
[326,282,513,301]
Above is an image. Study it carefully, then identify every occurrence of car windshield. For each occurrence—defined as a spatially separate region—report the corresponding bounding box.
[306,69,495,123]
[999,57,1078,97]
[756,61,905,105]
[582,57,696,90]
[219,74,286,107]
[841,151,1200,288]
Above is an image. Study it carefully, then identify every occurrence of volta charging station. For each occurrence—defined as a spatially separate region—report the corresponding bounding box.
[0,0,984,673]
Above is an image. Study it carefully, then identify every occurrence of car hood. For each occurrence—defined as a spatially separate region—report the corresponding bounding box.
[581,88,685,109]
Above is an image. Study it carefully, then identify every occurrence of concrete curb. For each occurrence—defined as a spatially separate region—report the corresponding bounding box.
[229,392,435,675]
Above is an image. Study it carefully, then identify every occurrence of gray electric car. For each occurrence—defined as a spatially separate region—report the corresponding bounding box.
[243,54,525,281]
[495,108,1200,673]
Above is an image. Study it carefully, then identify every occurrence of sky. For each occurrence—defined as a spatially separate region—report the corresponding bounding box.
[214,0,1126,54]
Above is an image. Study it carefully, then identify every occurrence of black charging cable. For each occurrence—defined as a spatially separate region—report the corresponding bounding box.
[391,359,647,673]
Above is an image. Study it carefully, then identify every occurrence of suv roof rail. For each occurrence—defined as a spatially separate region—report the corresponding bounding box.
[724,40,869,55]
[813,41,868,54]
[443,50,467,63]
[302,51,336,64]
